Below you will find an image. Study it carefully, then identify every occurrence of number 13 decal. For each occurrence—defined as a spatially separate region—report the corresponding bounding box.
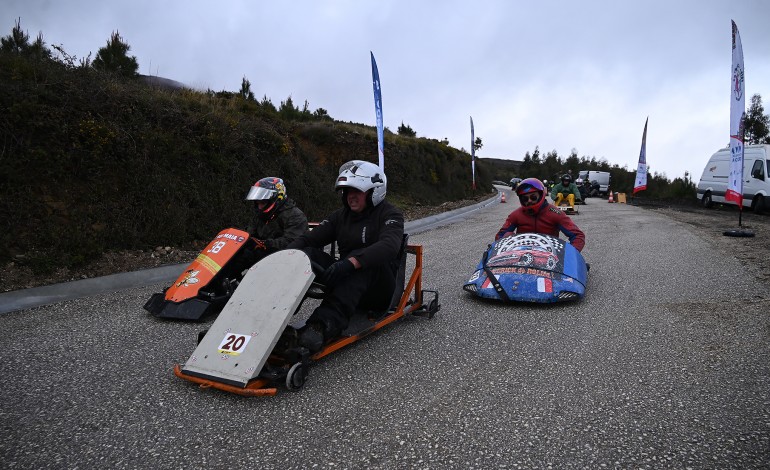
[217,333,252,355]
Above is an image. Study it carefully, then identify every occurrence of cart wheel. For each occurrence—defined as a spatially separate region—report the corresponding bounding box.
[427,298,440,318]
[286,363,308,391]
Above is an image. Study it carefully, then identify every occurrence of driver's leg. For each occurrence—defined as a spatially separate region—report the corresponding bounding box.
[299,267,387,352]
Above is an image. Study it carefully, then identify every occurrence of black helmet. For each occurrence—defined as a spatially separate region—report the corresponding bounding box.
[561,174,571,185]
[246,177,287,220]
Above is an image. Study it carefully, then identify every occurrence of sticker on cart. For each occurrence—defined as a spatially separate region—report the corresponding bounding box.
[217,333,252,356]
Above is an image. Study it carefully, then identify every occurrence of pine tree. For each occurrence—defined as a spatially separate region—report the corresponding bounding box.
[92,31,138,77]
[745,94,770,144]
[0,18,29,53]
[397,122,416,137]
[239,76,255,100]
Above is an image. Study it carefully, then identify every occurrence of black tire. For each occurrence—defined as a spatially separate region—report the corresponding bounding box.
[286,363,308,391]
[723,229,755,238]
[427,298,440,318]
[702,192,713,209]
[752,196,765,214]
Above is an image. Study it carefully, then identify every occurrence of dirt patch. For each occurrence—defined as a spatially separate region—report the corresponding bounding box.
[0,195,493,292]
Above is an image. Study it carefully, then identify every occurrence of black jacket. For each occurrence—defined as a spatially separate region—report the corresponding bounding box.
[288,200,404,269]
[246,198,308,252]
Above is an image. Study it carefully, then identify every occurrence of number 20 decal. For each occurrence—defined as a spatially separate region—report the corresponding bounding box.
[217,333,252,355]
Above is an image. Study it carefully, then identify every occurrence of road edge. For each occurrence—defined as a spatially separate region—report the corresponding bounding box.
[0,191,503,314]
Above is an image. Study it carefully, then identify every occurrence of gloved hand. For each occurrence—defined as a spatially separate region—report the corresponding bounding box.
[250,238,267,250]
[320,259,355,288]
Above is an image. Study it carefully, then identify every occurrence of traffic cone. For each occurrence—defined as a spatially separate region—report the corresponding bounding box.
[608,190,614,203]
[501,192,507,203]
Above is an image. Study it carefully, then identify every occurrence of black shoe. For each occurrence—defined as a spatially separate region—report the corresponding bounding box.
[298,323,325,353]
[275,326,298,353]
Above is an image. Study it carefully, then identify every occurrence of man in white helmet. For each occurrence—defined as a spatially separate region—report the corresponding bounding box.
[288,160,405,352]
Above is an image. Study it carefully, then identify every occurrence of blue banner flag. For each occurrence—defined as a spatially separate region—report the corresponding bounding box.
[371,52,385,170]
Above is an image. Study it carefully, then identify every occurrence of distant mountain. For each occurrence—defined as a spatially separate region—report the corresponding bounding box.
[479,157,523,180]
[139,74,186,90]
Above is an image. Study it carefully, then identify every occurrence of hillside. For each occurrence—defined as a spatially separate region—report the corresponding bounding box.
[0,52,494,274]
[479,157,524,182]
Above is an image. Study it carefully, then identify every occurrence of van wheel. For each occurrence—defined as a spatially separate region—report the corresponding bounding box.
[701,192,713,208]
[752,196,765,214]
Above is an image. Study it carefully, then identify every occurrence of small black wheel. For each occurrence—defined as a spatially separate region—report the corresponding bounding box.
[702,192,713,209]
[427,298,440,318]
[518,253,534,266]
[286,363,308,391]
[546,257,557,269]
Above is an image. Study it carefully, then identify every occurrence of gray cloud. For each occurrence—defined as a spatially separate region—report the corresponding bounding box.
[4,0,770,179]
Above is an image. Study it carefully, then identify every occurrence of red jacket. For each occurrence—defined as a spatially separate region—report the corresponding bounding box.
[495,202,585,251]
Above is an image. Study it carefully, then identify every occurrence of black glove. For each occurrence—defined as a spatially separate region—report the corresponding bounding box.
[320,259,355,288]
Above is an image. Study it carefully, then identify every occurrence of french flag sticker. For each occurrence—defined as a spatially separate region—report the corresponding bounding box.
[537,277,553,293]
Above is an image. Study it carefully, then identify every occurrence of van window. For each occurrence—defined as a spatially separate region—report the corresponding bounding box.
[751,159,765,180]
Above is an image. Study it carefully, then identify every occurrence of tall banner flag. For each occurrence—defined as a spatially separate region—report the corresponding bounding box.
[633,117,648,194]
[470,116,476,190]
[725,20,745,207]
[371,52,385,170]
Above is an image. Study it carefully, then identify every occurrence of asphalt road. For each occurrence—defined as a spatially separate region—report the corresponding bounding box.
[1,191,768,469]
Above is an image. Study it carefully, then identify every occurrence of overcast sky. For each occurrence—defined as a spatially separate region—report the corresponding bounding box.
[5,0,770,181]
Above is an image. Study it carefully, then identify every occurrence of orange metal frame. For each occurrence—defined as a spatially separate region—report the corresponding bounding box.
[173,244,426,397]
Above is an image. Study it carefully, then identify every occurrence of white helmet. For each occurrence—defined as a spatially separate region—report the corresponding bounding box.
[335,160,387,206]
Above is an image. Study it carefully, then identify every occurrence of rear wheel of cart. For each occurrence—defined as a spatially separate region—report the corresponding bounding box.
[286,363,308,391]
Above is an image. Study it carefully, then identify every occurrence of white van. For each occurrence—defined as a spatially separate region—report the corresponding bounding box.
[696,144,770,212]
[577,170,611,196]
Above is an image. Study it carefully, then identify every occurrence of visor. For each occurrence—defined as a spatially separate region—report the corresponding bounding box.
[245,186,276,201]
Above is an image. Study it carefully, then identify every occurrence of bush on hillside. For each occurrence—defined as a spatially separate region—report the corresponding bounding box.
[0,48,492,273]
